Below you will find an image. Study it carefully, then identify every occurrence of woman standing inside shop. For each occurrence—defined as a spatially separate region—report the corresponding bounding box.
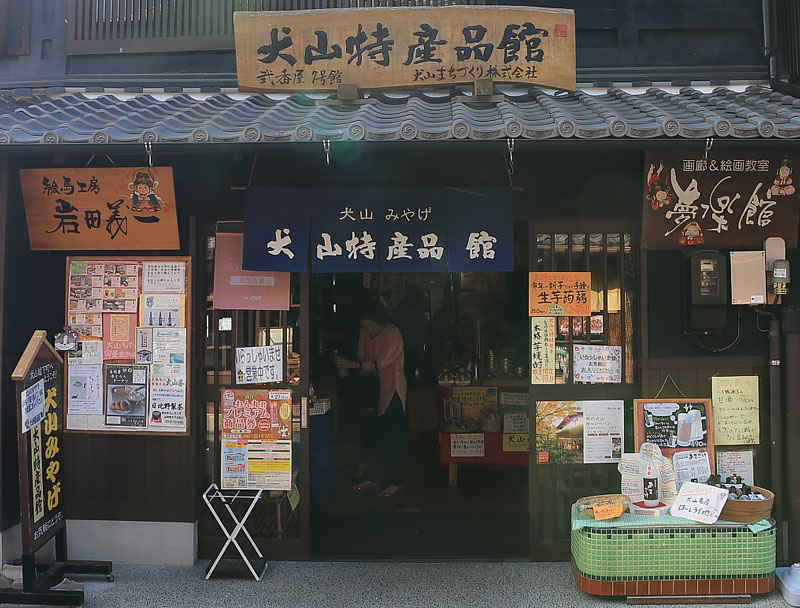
[335,299,406,498]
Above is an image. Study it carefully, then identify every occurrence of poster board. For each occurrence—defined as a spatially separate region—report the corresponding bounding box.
[64,256,191,435]
[12,331,66,554]
[633,399,715,473]
[220,388,293,490]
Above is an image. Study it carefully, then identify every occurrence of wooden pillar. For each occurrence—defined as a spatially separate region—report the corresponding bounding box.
[0,157,8,531]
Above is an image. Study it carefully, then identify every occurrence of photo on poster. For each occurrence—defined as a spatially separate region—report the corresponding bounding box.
[139,294,185,328]
[104,364,149,427]
[536,400,624,464]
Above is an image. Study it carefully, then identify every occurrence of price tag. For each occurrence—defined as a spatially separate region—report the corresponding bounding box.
[593,502,624,520]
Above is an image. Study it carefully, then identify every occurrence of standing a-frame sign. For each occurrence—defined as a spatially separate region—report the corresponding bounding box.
[2,331,111,606]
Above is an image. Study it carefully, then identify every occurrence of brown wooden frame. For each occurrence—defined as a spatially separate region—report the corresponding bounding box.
[633,398,716,473]
[63,255,192,437]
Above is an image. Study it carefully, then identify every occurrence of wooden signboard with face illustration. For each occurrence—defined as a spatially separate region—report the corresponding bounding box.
[234,6,576,93]
[642,151,800,250]
[19,167,180,250]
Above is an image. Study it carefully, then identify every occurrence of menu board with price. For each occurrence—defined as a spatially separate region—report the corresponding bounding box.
[634,399,715,471]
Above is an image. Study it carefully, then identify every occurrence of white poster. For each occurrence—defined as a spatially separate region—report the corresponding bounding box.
[142,261,186,293]
[20,378,46,434]
[139,294,184,328]
[582,400,624,463]
[671,450,712,489]
[136,328,153,364]
[450,433,485,457]
[245,440,292,490]
[149,363,187,430]
[670,481,729,524]
[67,339,103,365]
[152,327,186,365]
[573,345,622,383]
[503,413,529,433]
[531,317,556,384]
[67,364,103,415]
[716,449,755,486]
[235,345,284,384]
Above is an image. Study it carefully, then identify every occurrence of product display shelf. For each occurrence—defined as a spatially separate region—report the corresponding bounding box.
[571,504,776,598]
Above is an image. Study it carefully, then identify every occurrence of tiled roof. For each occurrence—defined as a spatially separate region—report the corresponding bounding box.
[0,85,799,145]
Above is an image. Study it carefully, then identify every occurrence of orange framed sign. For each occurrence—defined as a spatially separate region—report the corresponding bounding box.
[528,271,590,316]
[20,167,180,251]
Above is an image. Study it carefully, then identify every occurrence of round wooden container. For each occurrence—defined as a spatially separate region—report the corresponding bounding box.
[719,486,774,523]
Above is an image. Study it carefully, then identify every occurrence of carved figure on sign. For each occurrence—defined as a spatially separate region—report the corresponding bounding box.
[128,169,166,223]
[678,221,704,246]
[646,163,673,211]
[770,155,795,197]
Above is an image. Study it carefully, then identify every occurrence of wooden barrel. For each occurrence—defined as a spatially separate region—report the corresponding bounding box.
[719,486,774,523]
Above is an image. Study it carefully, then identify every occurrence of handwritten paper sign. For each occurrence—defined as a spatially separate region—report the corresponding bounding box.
[20,378,46,434]
[451,386,497,419]
[235,345,284,385]
[593,502,624,521]
[670,481,729,524]
[502,433,530,452]
[573,345,621,383]
[20,167,180,251]
[450,433,485,457]
[235,6,576,93]
[529,272,591,316]
[716,449,755,485]
[712,376,760,445]
[531,316,556,384]
[503,413,529,433]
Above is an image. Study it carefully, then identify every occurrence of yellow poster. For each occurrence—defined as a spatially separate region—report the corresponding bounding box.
[503,433,530,452]
[451,386,497,419]
[711,376,759,445]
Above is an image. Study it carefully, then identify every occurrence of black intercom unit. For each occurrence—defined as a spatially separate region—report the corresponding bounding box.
[684,250,728,333]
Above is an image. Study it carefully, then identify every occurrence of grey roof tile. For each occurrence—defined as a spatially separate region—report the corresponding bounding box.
[0,85,797,144]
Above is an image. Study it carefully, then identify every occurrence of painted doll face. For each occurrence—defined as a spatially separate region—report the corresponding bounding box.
[135,182,152,196]
[779,165,791,179]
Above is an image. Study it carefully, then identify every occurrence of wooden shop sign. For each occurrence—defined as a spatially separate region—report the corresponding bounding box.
[234,6,575,93]
[20,167,180,251]
[642,151,800,250]
[12,331,66,554]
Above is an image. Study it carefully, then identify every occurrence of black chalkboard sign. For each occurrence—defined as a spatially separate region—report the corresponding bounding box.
[634,399,716,471]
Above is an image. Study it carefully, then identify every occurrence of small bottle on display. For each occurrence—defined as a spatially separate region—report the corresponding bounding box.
[643,463,659,507]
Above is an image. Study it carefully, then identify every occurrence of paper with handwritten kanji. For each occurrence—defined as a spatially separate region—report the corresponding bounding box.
[711,376,759,445]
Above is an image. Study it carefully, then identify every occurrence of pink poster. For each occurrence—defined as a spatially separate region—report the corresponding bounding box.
[103,313,136,360]
[213,233,290,311]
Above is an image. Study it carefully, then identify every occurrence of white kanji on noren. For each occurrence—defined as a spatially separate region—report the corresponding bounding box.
[386,231,413,260]
[316,233,343,259]
[266,228,295,259]
[418,233,444,260]
[345,230,376,260]
[465,230,497,260]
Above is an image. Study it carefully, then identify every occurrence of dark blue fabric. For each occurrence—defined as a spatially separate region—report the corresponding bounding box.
[445,187,514,271]
[242,187,310,272]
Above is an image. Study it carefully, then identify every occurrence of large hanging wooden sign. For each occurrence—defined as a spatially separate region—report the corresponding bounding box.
[234,6,576,93]
[642,151,800,250]
[20,167,180,251]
